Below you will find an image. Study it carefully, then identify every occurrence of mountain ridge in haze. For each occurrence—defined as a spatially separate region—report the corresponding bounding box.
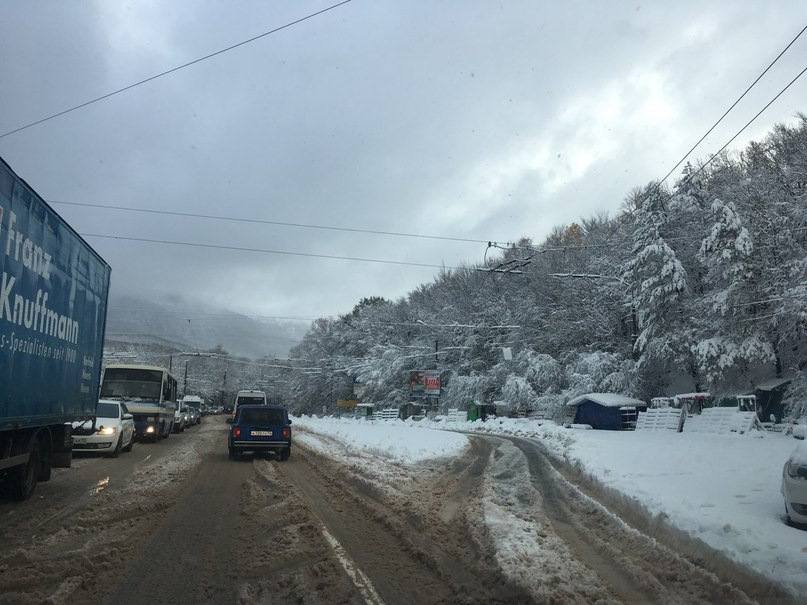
[105,293,309,359]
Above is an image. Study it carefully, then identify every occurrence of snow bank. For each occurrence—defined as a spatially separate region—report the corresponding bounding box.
[292,415,468,463]
[460,417,807,596]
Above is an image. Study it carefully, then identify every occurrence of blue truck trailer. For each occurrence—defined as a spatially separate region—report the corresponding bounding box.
[0,156,110,500]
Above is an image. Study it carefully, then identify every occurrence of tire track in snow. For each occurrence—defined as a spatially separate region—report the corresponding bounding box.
[320,526,385,605]
[502,434,791,604]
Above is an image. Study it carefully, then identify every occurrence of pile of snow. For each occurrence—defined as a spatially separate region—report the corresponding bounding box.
[293,415,467,463]
[293,414,807,598]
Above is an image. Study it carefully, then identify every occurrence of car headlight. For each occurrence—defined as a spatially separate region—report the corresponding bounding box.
[98,426,116,436]
[786,460,807,480]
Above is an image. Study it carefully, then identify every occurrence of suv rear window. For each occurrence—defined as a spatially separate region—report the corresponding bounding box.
[239,408,285,425]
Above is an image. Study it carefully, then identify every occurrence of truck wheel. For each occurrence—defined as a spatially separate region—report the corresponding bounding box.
[279,447,291,461]
[11,440,41,500]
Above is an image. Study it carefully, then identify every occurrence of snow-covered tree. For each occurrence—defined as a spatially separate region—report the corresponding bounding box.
[622,184,689,371]
[694,195,773,390]
[502,374,536,415]
[782,371,807,421]
[284,117,807,415]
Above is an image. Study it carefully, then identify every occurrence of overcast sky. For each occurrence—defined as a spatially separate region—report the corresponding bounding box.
[1,1,806,329]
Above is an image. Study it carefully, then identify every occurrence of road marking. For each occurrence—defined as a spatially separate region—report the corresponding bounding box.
[320,526,385,605]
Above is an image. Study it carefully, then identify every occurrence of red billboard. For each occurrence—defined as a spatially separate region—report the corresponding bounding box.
[409,370,440,396]
[424,372,441,395]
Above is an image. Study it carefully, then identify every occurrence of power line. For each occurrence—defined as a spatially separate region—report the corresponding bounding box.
[554,38,807,265]
[657,23,807,189]
[50,200,491,244]
[44,24,806,257]
[589,26,807,250]
[366,321,521,329]
[672,63,807,195]
[0,1,353,139]
[82,232,461,270]
[108,308,318,321]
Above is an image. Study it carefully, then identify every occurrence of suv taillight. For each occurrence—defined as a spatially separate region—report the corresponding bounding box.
[282,427,291,439]
[233,427,241,437]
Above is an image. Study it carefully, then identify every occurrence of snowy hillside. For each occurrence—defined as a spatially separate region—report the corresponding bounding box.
[105,293,308,359]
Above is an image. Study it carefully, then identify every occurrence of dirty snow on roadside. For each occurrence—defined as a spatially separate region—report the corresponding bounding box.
[292,415,807,600]
[126,428,210,490]
[293,415,467,502]
[466,418,807,598]
[474,437,613,602]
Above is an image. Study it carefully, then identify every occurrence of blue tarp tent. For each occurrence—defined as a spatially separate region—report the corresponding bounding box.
[567,393,648,430]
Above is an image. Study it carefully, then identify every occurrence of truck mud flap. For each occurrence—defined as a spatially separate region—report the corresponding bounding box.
[51,451,72,469]
[52,424,73,468]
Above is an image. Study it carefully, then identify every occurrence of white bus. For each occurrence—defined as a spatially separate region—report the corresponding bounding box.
[99,364,178,442]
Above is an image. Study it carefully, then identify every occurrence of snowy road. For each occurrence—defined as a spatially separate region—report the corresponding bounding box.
[0,416,797,604]
[0,417,365,604]
[479,435,792,603]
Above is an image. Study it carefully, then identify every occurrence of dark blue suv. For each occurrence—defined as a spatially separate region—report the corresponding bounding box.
[226,404,292,461]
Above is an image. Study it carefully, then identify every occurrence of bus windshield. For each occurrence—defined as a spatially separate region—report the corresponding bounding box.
[100,368,163,400]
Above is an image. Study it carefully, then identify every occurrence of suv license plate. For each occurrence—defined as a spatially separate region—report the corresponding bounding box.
[251,430,272,436]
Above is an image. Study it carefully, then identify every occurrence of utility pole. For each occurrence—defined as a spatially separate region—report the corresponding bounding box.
[183,360,189,396]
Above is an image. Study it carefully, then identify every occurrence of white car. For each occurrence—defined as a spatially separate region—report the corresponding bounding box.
[782,434,807,527]
[72,401,135,457]
[173,401,188,433]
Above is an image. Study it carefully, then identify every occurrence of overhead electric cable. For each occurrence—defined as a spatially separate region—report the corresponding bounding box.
[657,23,807,188]
[0,0,353,139]
[576,28,807,258]
[672,63,807,193]
[366,321,521,329]
[51,200,490,244]
[81,233,460,270]
[108,308,319,321]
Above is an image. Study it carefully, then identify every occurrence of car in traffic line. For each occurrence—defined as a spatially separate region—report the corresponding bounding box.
[227,404,291,461]
[173,401,188,433]
[72,401,135,457]
[783,433,807,528]
[231,389,267,419]
[182,395,205,423]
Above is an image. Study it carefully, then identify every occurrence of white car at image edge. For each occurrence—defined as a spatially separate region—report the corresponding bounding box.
[72,401,135,457]
[782,430,807,527]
